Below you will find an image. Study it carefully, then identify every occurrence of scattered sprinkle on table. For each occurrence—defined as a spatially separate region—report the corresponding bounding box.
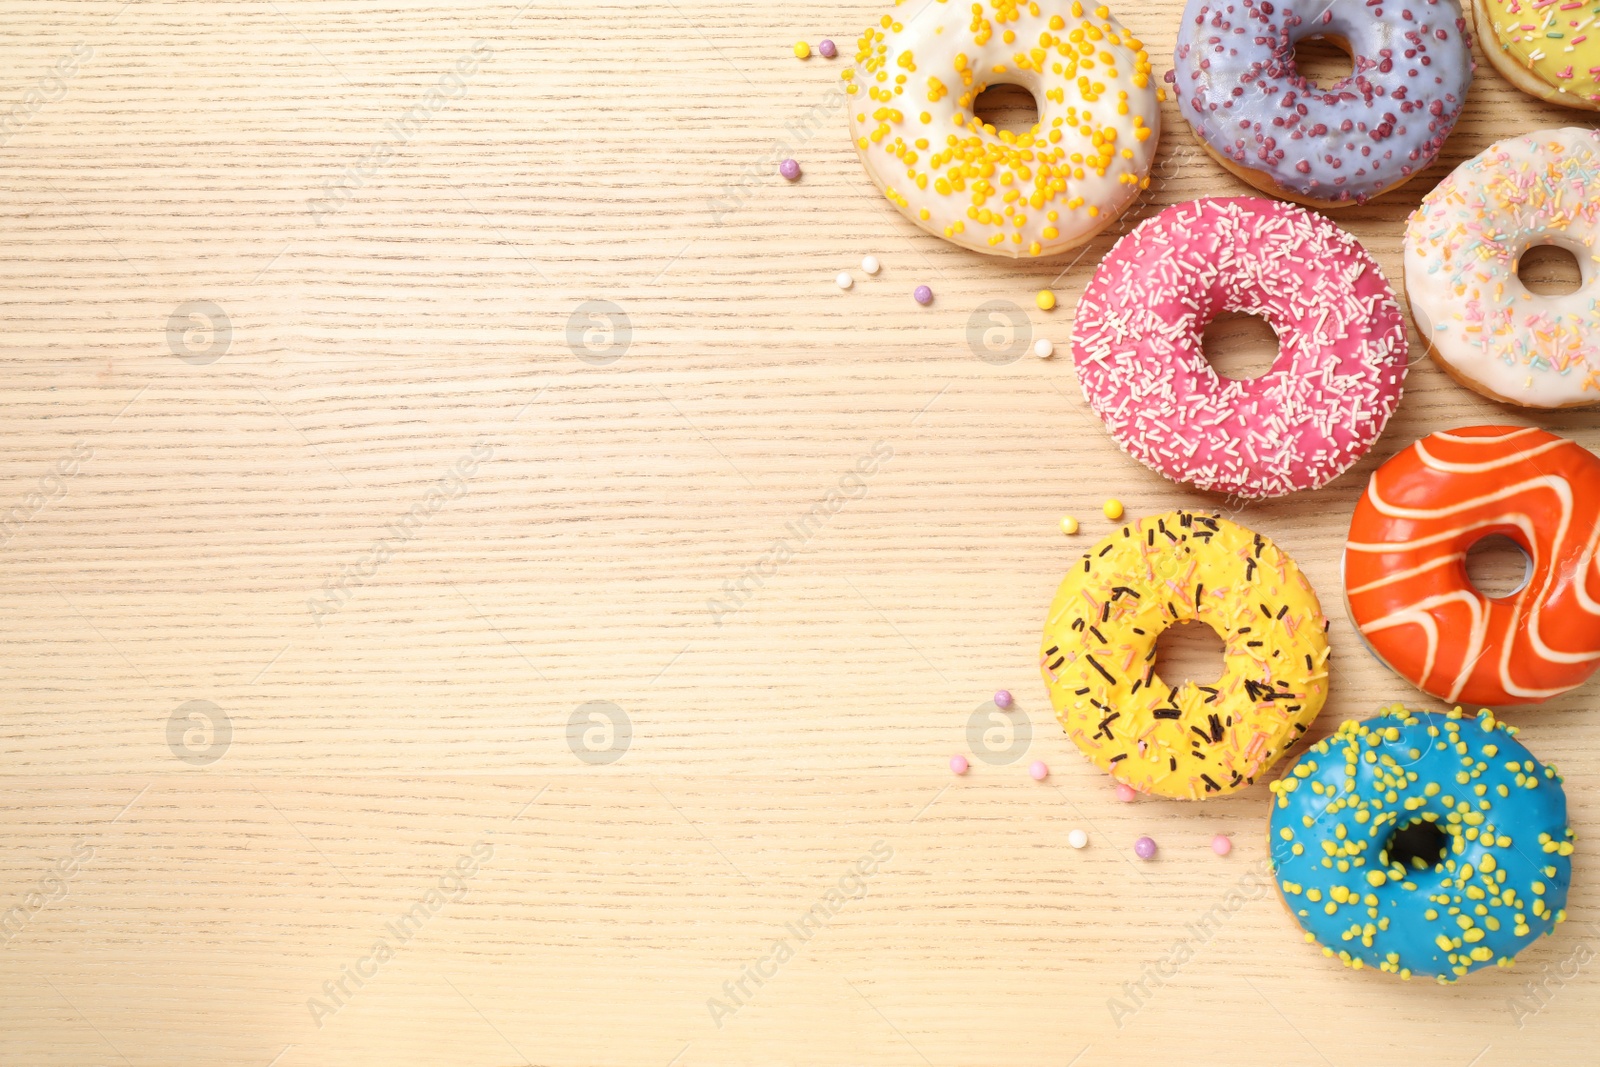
[818,38,837,59]
[1036,289,1056,311]
[1068,829,1089,849]
[993,689,1013,710]
[950,755,969,776]
[1102,498,1124,521]
[1134,836,1157,860]
[913,284,933,306]
[1211,834,1232,856]
[835,272,853,290]
[1033,338,1054,359]
[1115,783,1137,803]
[1059,515,1079,535]
[861,255,880,275]
[1029,760,1049,781]
[779,158,801,181]
[793,41,810,59]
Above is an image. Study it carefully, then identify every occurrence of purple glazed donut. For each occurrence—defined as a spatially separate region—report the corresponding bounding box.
[1172,0,1473,206]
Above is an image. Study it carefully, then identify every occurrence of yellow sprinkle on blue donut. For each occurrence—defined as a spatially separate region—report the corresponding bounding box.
[1269,705,1574,982]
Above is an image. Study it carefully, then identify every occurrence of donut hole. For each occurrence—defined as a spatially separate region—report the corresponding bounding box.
[1517,244,1583,296]
[1383,818,1448,872]
[1291,35,1355,90]
[1153,620,1227,689]
[972,82,1040,136]
[1465,534,1532,600]
[1200,312,1280,381]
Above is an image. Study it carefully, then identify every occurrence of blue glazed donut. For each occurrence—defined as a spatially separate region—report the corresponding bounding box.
[1269,706,1575,982]
[1172,0,1474,206]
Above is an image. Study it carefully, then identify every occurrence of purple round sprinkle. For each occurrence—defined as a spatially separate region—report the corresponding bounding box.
[779,158,801,181]
[819,39,838,59]
[993,689,1013,710]
[913,285,933,306]
[1134,836,1158,860]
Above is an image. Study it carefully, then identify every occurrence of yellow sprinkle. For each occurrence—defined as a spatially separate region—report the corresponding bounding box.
[1036,289,1056,311]
[1060,515,1079,535]
[793,41,811,59]
[1102,499,1123,521]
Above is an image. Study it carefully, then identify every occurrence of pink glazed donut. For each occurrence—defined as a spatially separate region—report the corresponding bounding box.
[1072,197,1408,498]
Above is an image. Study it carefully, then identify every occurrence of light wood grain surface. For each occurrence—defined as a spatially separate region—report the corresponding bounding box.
[0,1,1596,1065]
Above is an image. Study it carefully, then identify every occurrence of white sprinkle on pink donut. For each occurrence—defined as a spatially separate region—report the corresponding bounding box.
[1072,196,1408,499]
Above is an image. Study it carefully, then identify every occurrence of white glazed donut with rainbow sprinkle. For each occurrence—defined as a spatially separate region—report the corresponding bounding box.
[1404,127,1600,408]
[845,0,1161,258]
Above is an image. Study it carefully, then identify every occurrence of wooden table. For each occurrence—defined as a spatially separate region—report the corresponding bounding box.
[0,2,1594,1064]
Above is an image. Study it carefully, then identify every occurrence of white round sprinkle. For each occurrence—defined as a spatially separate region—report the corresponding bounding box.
[861,255,881,275]
[835,272,853,290]
[1068,829,1089,849]
[1034,338,1055,359]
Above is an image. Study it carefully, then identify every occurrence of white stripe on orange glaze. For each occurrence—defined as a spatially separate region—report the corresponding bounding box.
[1346,553,1465,596]
[1347,512,1539,555]
[1365,475,1573,523]
[1431,427,1538,444]
[1568,526,1600,616]
[1344,425,1600,707]
[1361,591,1488,698]
[1414,434,1569,473]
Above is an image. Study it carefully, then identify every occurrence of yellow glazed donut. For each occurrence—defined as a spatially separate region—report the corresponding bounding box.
[845,0,1162,258]
[1475,0,1600,110]
[1039,511,1330,799]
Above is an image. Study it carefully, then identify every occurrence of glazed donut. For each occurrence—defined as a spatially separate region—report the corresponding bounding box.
[1040,510,1330,799]
[1072,197,1408,499]
[1344,426,1600,707]
[1172,0,1473,207]
[844,0,1161,258]
[1270,706,1574,982]
[1405,128,1600,408]
[1475,0,1600,110]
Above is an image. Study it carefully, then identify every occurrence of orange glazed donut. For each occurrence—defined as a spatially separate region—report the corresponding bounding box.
[1344,426,1600,706]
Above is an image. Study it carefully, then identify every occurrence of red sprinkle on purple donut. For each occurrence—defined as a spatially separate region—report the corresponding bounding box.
[1173,0,1473,204]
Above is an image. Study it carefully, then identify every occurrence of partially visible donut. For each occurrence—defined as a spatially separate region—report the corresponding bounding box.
[1475,0,1600,110]
[1172,0,1474,207]
[1072,197,1408,499]
[1404,128,1600,409]
[1344,425,1600,706]
[1040,510,1330,799]
[845,0,1161,257]
[1270,706,1574,982]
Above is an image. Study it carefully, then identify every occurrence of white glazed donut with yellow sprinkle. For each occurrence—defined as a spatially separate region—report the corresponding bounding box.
[845,0,1162,258]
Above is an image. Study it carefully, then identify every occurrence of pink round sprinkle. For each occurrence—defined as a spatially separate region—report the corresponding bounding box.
[819,39,838,59]
[779,158,801,181]
[913,284,933,306]
[1029,760,1048,781]
[1134,836,1157,860]
[993,689,1013,710]
[950,755,968,776]
[1211,834,1232,856]
[1115,783,1137,803]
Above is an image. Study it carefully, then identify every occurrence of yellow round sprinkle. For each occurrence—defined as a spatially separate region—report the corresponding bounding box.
[1060,515,1079,535]
[1103,499,1123,521]
[1036,289,1057,311]
[793,41,811,59]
